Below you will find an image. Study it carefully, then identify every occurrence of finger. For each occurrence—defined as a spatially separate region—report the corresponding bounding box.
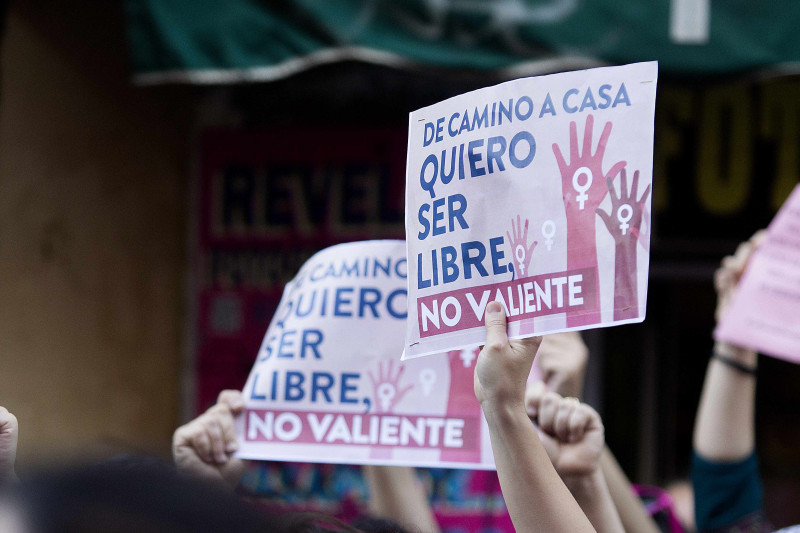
[630,169,640,197]
[521,216,528,244]
[538,391,562,435]
[619,167,628,199]
[605,161,627,182]
[639,184,652,205]
[506,231,513,248]
[527,240,537,258]
[214,405,239,454]
[368,370,378,389]
[525,380,547,417]
[570,120,580,161]
[596,208,613,230]
[552,143,567,173]
[567,405,594,443]
[516,214,522,240]
[205,417,228,464]
[582,115,594,158]
[190,423,214,464]
[596,118,612,157]
[554,400,578,442]
[393,364,405,383]
[606,176,618,202]
[217,390,245,413]
[484,301,509,353]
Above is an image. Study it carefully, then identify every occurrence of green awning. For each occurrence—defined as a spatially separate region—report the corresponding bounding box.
[126,0,800,84]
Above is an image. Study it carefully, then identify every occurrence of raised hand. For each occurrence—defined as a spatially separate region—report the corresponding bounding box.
[173,390,247,488]
[506,215,538,279]
[526,387,604,477]
[0,406,18,482]
[596,168,650,244]
[535,332,589,399]
[369,360,414,413]
[714,230,766,322]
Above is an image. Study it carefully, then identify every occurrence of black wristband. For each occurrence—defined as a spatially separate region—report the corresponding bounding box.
[712,352,757,376]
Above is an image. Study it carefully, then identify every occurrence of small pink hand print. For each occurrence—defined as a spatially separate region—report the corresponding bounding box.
[596,168,651,244]
[507,215,538,279]
[369,360,413,413]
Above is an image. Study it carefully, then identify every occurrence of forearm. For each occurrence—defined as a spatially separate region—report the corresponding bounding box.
[482,400,596,533]
[363,465,440,533]
[612,243,638,321]
[564,469,624,533]
[693,342,757,461]
[599,448,660,533]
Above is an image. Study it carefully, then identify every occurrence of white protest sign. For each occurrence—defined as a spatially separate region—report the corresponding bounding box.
[236,241,494,469]
[404,62,658,359]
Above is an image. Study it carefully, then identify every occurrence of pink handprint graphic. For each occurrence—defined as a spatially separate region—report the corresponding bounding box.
[596,168,651,321]
[368,360,413,414]
[441,347,483,464]
[506,215,538,280]
[552,114,626,326]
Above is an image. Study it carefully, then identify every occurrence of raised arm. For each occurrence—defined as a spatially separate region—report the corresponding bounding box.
[362,466,440,533]
[474,302,596,533]
[692,232,769,532]
[526,386,623,533]
[693,234,763,461]
[535,334,659,533]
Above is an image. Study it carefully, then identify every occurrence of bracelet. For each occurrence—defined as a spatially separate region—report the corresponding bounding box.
[712,352,757,376]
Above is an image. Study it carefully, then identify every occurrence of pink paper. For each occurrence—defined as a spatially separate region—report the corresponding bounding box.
[715,185,800,364]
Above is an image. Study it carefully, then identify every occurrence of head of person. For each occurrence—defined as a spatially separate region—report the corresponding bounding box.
[1,459,401,533]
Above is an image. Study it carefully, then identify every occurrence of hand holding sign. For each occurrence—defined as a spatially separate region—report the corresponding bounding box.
[474,302,542,407]
[0,406,18,483]
[173,390,247,488]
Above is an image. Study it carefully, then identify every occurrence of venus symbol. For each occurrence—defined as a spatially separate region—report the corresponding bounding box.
[541,220,556,251]
[459,347,477,368]
[617,204,633,235]
[377,383,396,411]
[515,245,526,275]
[572,167,593,210]
[418,368,437,397]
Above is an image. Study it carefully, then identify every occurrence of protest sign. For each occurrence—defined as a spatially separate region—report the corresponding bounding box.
[403,62,658,359]
[715,185,800,364]
[236,240,494,469]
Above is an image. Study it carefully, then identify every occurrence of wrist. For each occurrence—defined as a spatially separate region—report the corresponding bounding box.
[480,398,528,427]
[562,466,603,493]
[713,341,757,365]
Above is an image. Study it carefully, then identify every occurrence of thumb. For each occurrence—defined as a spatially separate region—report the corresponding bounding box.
[218,390,246,414]
[484,301,508,350]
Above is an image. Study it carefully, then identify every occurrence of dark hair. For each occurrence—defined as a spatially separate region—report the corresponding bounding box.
[9,459,394,533]
[6,458,412,533]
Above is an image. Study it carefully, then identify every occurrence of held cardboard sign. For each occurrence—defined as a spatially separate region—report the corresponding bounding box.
[715,185,800,364]
[236,241,494,469]
[404,62,658,359]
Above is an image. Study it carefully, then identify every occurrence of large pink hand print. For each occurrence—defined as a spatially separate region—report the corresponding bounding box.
[552,114,626,326]
[596,168,651,320]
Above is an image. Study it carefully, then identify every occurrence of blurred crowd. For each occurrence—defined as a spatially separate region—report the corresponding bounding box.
[0,231,795,532]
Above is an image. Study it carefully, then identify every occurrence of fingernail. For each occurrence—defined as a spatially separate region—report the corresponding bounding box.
[486,301,502,315]
[226,442,238,453]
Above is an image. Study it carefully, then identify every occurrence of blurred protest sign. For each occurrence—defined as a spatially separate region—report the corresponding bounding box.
[236,240,493,469]
[404,62,658,359]
[715,186,800,363]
